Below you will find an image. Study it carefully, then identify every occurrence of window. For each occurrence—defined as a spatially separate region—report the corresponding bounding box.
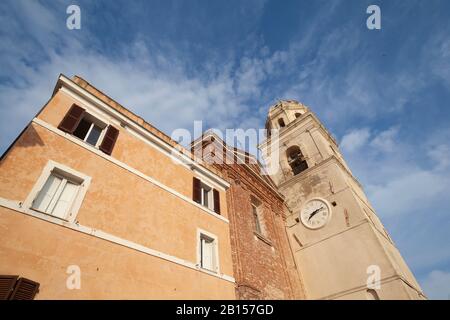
[58,104,119,155]
[198,231,218,272]
[252,203,262,235]
[73,116,104,147]
[278,118,286,128]
[265,121,272,137]
[286,146,308,175]
[192,177,221,214]
[201,182,213,210]
[32,173,80,220]
[295,112,301,118]
[24,160,91,222]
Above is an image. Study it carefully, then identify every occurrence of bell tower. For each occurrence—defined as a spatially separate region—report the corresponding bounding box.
[259,100,425,300]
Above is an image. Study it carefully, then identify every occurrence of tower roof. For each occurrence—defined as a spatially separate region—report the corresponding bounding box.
[267,99,308,117]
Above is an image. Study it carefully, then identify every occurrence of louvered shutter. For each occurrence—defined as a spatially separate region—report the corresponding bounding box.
[10,278,39,300]
[0,275,18,300]
[58,104,85,133]
[193,177,201,204]
[99,125,119,155]
[213,189,221,214]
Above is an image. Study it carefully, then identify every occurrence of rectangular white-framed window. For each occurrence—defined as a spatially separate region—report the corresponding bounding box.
[200,182,214,211]
[23,160,92,223]
[72,113,107,148]
[57,104,120,156]
[193,177,222,214]
[197,229,219,273]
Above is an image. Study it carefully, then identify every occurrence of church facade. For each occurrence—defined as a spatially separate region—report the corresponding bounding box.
[0,74,424,299]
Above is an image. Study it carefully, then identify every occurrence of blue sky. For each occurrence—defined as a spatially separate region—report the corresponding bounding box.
[1,0,449,299]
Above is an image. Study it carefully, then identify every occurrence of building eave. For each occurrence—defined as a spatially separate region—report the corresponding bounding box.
[55,74,230,189]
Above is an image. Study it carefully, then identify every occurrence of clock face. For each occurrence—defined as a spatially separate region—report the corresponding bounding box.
[300,199,331,229]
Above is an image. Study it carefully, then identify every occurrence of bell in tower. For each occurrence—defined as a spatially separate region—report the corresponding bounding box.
[259,100,425,300]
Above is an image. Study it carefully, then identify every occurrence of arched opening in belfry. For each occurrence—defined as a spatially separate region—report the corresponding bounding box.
[295,113,301,118]
[286,146,308,176]
[278,118,286,128]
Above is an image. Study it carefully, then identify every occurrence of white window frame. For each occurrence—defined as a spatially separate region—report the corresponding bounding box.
[199,182,214,211]
[73,112,108,148]
[23,160,92,223]
[196,229,220,274]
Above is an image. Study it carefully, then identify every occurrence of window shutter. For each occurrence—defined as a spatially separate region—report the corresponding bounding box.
[193,177,201,204]
[213,189,221,214]
[0,275,18,300]
[9,278,39,300]
[58,104,85,133]
[201,238,214,270]
[99,125,119,155]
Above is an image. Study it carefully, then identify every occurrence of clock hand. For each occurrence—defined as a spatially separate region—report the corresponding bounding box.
[308,207,324,221]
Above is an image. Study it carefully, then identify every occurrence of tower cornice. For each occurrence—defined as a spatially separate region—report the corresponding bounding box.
[259,111,338,150]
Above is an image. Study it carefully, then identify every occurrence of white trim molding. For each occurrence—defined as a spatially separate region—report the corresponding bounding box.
[32,117,229,224]
[23,160,92,223]
[0,197,235,284]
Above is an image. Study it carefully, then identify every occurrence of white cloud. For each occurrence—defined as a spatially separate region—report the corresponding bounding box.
[0,2,291,152]
[0,44,258,148]
[340,128,371,153]
[366,169,448,217]
[370,126,400,153]
[341,125,450,219]
[341,126,400,155]
[428,144,450,170]
[422,270,450,300]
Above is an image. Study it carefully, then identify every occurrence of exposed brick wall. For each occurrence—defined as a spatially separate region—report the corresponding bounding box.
[220,163,306,299]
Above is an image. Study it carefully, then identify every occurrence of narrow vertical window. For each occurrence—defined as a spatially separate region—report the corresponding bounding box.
[278,118,286,128]
[252,203,262,234]
[199,233,217,272]
[199,182,214,211]
[202,185,210,208]
[251,197,264,236]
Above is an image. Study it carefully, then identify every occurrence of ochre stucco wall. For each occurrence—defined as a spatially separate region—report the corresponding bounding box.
[0,123,233,273]
[0,208,235,299]
[0,86,235,299]
[36,90,228,215]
